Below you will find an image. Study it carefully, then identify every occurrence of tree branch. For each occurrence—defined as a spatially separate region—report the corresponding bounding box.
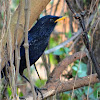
[24,0,36,99]
[43,74,99,99]
[43,51,99,99]
[26,51,99,99]
[47,51,86,82]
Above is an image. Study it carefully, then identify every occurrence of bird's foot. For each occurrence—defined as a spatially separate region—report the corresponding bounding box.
[34,86,47,99]
[19,97,26,100]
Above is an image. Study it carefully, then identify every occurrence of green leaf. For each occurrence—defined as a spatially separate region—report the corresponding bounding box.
[65,30,72,38]
[53,47,70,56]
[72,69,77,77]
[35,79,46,88]
[19,92,23,97]
[94,83,100,98]
[84,87,93,95]
[77,62,87,77]
[60,93,73,100]
[93,89,98,98]
[49,37,59,48]
[64,47,70,54]
[53,49,64,55]
[49,53,57,64]
[72,61,87,77]
[77,71,87,77]
[7,86,12,97]
[72,66,78,71]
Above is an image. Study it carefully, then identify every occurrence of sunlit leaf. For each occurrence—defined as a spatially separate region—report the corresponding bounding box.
[7,86,12,97]
[64,47,70,54]
[53,49,64,55]
[35,79,46,88]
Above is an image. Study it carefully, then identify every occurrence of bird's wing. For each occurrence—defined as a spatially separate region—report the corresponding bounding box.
[20,41,25,57]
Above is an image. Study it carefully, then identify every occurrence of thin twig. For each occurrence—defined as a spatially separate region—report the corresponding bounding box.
[75,0,82,11]
[8,9,16,100]
[65,0,100,79]
[60,0,65,15]
[6,0,17,99]
[50,0,54,15]
[88,0,99,16]
[42,54,50,78]
[15,0,21,83]
[91,17,100,48]
[24,0,36,100]
[0,1,7,98]
[87,61,92,100]
[54,0,60,15]
[44,29,82,54]
[71,50,83,99]
[0,41,2,99]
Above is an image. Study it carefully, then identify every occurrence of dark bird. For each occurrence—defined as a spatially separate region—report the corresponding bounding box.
[19,15,62,78]
[1,15,65,96]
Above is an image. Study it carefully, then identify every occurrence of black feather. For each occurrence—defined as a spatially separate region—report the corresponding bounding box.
[19,15,60,75]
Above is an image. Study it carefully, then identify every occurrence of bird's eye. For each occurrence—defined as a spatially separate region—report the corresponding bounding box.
[50,18,54,22]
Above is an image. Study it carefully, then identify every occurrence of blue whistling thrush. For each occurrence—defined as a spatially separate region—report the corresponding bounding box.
[19,15,61,76]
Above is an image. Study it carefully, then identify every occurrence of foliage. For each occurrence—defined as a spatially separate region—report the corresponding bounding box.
[11,0,19,12]
[35,79,46,88]
[7,86,23,98]
[72,60,87,78]
[53,47,70,56]
[59,83,100,100]
[65,30,72,39]
[7,86,12,98]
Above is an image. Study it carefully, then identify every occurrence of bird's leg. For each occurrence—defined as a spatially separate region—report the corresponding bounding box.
[33,63,41,80]
[21,74,43,99]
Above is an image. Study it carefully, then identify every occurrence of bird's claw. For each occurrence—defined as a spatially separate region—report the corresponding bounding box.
[34,86,43,99]
[34,86,47,99]
[19,97,26,100]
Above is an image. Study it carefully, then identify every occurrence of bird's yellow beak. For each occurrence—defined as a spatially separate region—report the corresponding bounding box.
[55,16,66,23]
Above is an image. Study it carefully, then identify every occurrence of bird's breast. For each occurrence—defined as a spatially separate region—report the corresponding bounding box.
[29,36,49,64]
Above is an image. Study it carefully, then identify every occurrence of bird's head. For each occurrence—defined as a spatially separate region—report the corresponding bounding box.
[29,15,66,37]
[37,15,66,27]
[35,15,60,30]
